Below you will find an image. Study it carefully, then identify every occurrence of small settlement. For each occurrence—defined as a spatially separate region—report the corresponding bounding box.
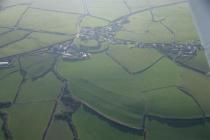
[52,41,91,61]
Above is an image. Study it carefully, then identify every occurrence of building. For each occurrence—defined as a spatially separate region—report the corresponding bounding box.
[0,61,10,67]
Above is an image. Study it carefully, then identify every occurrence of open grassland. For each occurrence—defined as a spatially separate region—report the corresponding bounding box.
[18,9,79,34]
[0,30,29,47]
[0,0,210,139]
[58,53,182,94]
[182,68,210,116]
[0,72,22,102]
[153,3,199,42]
[107,46,163,73]
[46,120,73,140]
[73,107,143,140]
[124,0,148,12]
[116,12,172,43]
[81,16,109,27]
[20,53,56,79]
[146,120,210,140]
[0,120,4,140]
[70,78,145,128]
[16,72,61,102]
[57,53,184,127]
[0,32,70,58]
[7,102,54,140]
[87,0,129,20]
[143,87,202,117]
[0,5,28,27]
[31,0,84,14]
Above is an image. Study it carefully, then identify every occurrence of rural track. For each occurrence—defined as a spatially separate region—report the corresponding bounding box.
[122,0,132,13]
[113,0,187,23]
[15,2,33,27]
[0,32,32,49]
[105,50,165,75]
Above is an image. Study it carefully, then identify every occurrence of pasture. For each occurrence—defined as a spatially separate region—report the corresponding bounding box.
[0,0,210,139]
[7,102,54,140]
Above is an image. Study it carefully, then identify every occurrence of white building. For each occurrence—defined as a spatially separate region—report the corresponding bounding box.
[0,62,10,67]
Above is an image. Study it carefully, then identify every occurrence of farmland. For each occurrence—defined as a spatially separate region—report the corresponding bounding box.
[0,0,210,140]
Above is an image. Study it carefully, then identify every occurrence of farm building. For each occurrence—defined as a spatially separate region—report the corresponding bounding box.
[0,61,10,67]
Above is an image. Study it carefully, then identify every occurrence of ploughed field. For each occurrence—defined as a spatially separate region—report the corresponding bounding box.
[0,0,210,140]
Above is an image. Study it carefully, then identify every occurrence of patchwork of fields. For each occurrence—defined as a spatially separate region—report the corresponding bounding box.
[0,0,210,140]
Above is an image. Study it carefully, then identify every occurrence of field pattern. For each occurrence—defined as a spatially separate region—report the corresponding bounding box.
[0,0,210,140]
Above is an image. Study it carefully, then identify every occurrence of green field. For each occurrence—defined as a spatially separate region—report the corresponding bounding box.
[87,0,129,20]
[73,107,143,140]
[0,5,28,27]
[7,102,54,140]
[18,9,79,34]
[0,0,210,139]
[0,30,29,47]
[182,68,210,115]
[0,120,4,140]
[0,32,71,58]
[146,120,210,140]
[107,45,163,73]
[46,120,73,140]
[116,11,173,43]
[57,53,189,127]
[81,16,109,27]
[20,53,56,79]
[16,72,61,102]
[143,87,202,117]
[0,72,22,102]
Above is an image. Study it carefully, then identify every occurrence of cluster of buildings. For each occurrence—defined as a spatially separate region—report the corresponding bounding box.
[52,41,91,61]
[62,51,91,61]
[136,42,199,57]
[79,18,128,44]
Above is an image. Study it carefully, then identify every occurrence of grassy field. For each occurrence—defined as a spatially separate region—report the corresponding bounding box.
[146,120,210,140]
[143,87,202,117]
[73,107,143,140]
[70,78,145,127]
[87,0,129,20]
[0,5,28,27]
[116,11,172,43]
[0,30,29,47]
[0,72,22,102]
[7,102,54,140]
[182,68,210,116]
[1,0,210,139]
[81,16,109,27]
[153,3,199,42]
[46,120,73,140]
[57,53,185,127]
[0,119,5,140]
[107,46,163,73]
[31,0,84,14]
[0,32,70,58]
[20,53,56,79]
[16,72,61,102]
[18,9,79,34]
[124,0,148,11]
